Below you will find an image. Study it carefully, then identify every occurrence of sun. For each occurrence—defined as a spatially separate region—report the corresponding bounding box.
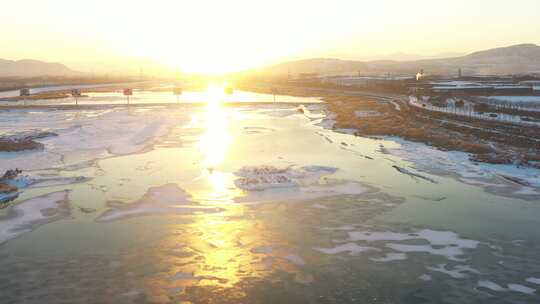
[164,51,266,75]
[103,0,291,75]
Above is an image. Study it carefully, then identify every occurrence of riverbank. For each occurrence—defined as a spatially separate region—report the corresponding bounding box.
[239,83,540,168]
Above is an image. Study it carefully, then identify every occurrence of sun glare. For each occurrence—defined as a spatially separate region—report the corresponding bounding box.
[199,84,232,168]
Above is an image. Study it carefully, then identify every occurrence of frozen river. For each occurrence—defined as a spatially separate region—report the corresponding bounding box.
[0,86,322,106]
[1,91,540,303]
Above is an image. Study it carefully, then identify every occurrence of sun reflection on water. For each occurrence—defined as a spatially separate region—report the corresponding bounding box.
[165,84,261,289]
[198,84,232,169]
[191,84,246,204]
[135,88,308,297]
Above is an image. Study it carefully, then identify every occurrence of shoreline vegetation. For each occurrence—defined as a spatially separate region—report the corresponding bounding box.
[0,131,57,152]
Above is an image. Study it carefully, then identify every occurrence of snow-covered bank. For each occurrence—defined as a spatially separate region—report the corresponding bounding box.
[383,137,540,199]
[0,172,89,204]
[314,103,540,200]
[0,108,187,172]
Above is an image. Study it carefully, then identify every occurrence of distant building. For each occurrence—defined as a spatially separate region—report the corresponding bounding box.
[493,86,533,95]
[323,75,412,86]
[422,82,534,96]
[519,80,540,87]
[431,86,495,95]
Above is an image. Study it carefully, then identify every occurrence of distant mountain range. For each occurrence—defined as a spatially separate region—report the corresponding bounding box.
[356,52,466,62]
[0,59,80,77]
[256,44,540,77]
[2,44,540,78]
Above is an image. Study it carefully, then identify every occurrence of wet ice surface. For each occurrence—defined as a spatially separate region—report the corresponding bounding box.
[0,190,70,244]
[1,102,540,303]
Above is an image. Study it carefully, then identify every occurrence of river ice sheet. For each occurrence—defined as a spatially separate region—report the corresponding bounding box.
[1,103,540,303]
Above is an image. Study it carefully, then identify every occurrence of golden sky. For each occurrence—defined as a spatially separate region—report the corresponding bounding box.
[1,0,539,74]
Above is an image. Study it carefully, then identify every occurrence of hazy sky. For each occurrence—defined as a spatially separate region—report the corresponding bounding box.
[1,0,539,74]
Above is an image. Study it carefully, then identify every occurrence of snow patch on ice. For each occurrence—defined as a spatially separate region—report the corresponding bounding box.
[526,277,540,285]
[315,112,337,130]
[345,229,479,261]
[507,284,536,295]
[234,165,370,202]
[96,183,220,222]
[478,281,536,295]
[315,243,380,256]
[478,280,506,292]
[369,252,407,262]
[0,190,70,244]
[427,264,480,279]
[419,274,432,281]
